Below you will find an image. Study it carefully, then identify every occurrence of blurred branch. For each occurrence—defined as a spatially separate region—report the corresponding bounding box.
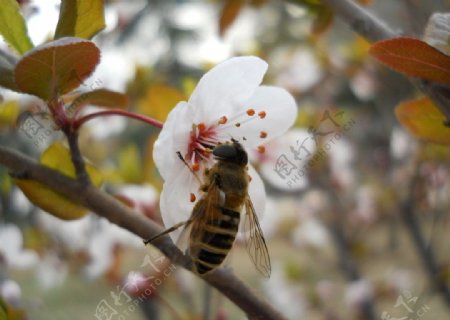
[65,130,91,185]
[0,146,287,320]
[401,163,450,307]
[321,183,377,320]
[321,0,396,41]
[320,0,450,124]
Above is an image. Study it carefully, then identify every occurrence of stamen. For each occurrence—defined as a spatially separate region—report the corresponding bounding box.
[190,193,196,203]
[257,145,265,154]
[235,122,241,127]
[259,131,267,138]
[192,163,200,171]
[246,109,255,116]
[258,111,266,119]
[218,116,228,124]
[197,123,206,131]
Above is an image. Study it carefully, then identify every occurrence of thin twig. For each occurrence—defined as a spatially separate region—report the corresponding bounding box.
[0,146,287,320]
[320,0,450,124]
[65,130,91,185]
[401,161,450,306]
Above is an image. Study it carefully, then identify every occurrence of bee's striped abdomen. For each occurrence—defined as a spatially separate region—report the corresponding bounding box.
[193,207,240,275]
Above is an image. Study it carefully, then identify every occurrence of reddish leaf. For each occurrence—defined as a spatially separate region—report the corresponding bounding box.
[14,37,100,100]
[369,37,450,84]
[395,97,450,145]
[219,0,245,37]
[69,89,129,114]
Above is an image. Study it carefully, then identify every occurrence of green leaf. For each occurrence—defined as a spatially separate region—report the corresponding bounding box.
[54,0,106,40]
[395,97,450,145]
[369,37,450,84]
[15,142,103,220]
[69,89,129,112]
[14,37,100,101]
[0,0,33,54]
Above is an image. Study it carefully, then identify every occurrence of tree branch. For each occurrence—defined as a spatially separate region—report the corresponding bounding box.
[0,146,287,320]
[321,0,450,124]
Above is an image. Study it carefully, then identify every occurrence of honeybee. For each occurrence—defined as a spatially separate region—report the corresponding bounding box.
[145,140,271,277]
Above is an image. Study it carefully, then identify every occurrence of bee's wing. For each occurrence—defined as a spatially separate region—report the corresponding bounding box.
[176,181,221,254]
[243,197,271,278]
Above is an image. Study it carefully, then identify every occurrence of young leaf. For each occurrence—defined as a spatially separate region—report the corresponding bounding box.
[369,37,450,84]
[69,89,129,113]
[219,0,245,37]
[15,142,103,220]
[54,0,106,40]
[14,37,100,101]
[395,97,450,145]
[0,0,34,54]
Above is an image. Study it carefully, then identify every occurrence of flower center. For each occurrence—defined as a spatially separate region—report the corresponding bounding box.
[186,123,217,170]
[184,108,269,171]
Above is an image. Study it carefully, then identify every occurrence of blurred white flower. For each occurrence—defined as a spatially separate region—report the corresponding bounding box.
[384,268,413,294]
[0,279,21,306]
[351,185,377,224]
[390,127,416,161]
[36,252,68,289]
[291,218,330,249]
[350,67,378,101]
[273,48,323,92]
[424,12,450,55]
[153,56,297,241]
[344,279,374,309]
[263,263,307,319]
[329,138,356,190]
[83,218,142,280]
[0,224,38,269]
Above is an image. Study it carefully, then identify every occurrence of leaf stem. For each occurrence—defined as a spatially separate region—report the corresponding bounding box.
[73,109,164,130]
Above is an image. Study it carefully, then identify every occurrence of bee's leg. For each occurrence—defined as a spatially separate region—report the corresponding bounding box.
[176,151,203,184]
[143,220,190,245]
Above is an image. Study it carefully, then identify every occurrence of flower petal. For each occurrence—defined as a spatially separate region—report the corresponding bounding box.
[153,101,194,180]
[221,86,297,148]
[159,165,201,242]
[189,56,268,125]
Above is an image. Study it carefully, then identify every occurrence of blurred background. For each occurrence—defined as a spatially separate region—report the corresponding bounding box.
[0,0,449,319]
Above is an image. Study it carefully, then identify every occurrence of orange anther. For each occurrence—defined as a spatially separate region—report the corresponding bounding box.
[246,109,255,116]
[259,131,267,138]
[258,111,266,119]
[192,163,200,171]
[218,116,228,124]
[190,193,196,203]
[257,145,265,154]
[197,123,206,131]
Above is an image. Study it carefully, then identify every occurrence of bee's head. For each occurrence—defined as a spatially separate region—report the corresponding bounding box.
[213,140,248,166]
